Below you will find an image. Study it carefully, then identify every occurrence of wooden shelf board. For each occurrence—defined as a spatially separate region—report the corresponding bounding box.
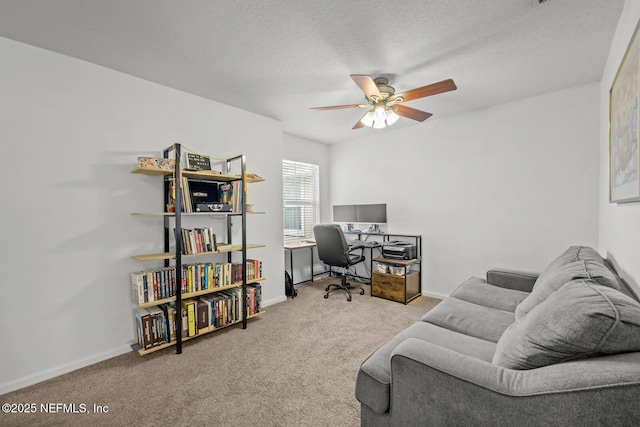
[132,243,266,261]
[247,310,266,319]
[131,167,172,176]
[132,167,263,183]
[132,252,174,262]
[133,341,174,356]
[131,211,266,216]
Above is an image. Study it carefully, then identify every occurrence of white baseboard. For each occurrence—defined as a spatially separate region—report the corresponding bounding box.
[2,294,288,396]
[0,344,132,396]
[262,295,287,307]
[422,290,449,300]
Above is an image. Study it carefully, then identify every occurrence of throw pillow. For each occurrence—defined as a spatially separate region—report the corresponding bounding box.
[515,259,620,320]
[493,279,640,370]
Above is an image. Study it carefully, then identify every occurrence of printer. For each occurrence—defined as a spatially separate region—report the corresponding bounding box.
[382,241,417,260]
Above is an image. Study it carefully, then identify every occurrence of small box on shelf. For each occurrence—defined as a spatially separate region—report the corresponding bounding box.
[137,156,175,171]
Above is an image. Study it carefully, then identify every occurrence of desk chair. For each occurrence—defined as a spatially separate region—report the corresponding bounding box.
[313,224,366,301]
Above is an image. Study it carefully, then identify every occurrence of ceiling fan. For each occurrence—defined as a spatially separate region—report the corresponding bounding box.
[311,74,457,130]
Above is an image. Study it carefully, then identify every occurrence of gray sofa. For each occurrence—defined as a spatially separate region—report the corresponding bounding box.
[355,246,640,426]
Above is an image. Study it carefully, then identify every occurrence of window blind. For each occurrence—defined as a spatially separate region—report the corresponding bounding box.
[282,160,320,245]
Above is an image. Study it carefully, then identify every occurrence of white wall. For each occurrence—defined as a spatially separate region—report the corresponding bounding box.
[282,134,331,283]
[330,83,601,298]
[599,0,640,294]
[0,37,285,394]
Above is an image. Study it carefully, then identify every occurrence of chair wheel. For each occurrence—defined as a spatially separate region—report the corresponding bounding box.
[324,294,329,299]
[360,289,365,295]
[325,286,330,291]
[347,296,352,301]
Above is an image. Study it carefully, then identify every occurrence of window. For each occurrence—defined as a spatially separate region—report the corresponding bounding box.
[282,160,320,244]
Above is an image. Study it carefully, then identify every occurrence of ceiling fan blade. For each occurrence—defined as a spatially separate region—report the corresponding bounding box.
[395,79,457,103]
[352,111,369,129]
[351,74,382,100]
[310,104,364,111]
[395,104,433,122]
[352,120,365,130]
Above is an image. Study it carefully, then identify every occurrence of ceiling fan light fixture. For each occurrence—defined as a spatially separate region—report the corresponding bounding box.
[361,105,400,129]
[372,118,386,129]
[361,110,374,127]
[386,109,400,126]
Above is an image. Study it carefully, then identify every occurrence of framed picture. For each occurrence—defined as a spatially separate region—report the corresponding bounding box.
[610,19,640,203]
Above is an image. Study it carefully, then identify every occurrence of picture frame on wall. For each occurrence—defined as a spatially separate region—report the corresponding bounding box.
[610,18,640,203]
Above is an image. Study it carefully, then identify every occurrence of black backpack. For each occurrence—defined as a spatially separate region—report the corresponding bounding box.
[285,271,298,298]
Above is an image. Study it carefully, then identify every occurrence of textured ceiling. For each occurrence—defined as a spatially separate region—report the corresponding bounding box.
[0,0,625,144]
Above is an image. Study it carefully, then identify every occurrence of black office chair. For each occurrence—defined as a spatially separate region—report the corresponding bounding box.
[313,224,366,301]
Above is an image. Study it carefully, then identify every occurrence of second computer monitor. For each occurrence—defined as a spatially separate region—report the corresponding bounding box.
[357,203,387,224]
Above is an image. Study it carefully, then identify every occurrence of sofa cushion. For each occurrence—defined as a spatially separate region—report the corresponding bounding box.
[539,246,605,276]
[526,245,602,298]
[493,279,640,370]
[450,276,530,313]
[515,259,620,320]
[421,297,515,343]
[356,321,496,414]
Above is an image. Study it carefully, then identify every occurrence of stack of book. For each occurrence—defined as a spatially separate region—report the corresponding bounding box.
[247,283,262,315]
[181,288,244,336]
[135,284,262,348]
[134,303,177,350]
[179,227,216,254]
[131,260,263,304]
[131,268,176,303]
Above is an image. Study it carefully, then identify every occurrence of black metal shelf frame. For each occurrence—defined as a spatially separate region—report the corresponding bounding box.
[162,144,249,354]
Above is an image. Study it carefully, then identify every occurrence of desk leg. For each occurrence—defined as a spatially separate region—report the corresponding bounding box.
[310,246,314,282]
[289,249,294,288]
[369,248,373,284]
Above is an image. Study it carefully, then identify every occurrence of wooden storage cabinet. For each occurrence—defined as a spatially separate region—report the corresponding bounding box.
[371,258,421,304]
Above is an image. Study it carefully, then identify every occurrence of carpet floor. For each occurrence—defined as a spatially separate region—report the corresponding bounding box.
[0,277,440,427]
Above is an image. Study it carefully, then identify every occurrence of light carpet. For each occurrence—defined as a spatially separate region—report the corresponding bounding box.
[0,277,440,427]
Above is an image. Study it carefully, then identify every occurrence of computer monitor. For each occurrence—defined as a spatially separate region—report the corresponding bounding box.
[333,204,358,223]
[357,203,387,224]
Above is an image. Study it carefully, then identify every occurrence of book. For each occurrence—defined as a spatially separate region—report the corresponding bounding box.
[218,182,233,205]
[181,300,197,337]
[146,306,166,346]
[216,242,232,252]
[197,299,211,334]
[135,307,153,350]
[131,271,146,304]
[247,283,262,315]
[159,303,176,343]
[182,177,192,213]
[232,181,241,213]
[144,270,153,302]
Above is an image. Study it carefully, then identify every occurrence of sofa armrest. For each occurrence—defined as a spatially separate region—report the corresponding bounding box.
[486,268,539,292]
[388,338,640,425]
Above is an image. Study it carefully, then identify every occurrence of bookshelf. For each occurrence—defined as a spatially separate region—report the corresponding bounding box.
[130,143,266,355]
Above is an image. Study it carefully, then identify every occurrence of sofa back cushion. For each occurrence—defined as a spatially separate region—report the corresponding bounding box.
[538,246,605,275]
[526,246,604,296]
[515,259,620,320]
[493,279,640,370]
